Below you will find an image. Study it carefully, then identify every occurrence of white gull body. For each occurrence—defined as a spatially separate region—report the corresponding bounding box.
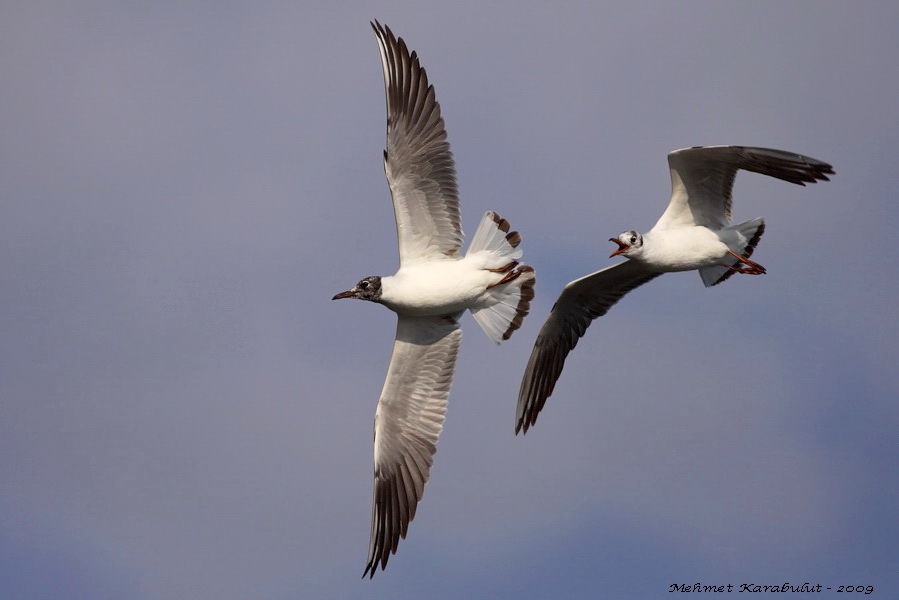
[380,249,526,316]
[516,145,833,434]
[333,22,535,577]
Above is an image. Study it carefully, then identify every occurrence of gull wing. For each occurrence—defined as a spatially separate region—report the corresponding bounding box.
[372,21,462,266]
[364,315,462,577]
[516,261,659,434]
[654,145,834,231]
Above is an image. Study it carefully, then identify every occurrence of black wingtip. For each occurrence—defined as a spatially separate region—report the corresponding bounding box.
[515,407,536,436]
[362,557,383,580]
[370,20,392,43]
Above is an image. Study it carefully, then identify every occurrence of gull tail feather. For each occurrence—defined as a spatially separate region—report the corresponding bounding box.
[699,218,766,287]
[467,212,535,344]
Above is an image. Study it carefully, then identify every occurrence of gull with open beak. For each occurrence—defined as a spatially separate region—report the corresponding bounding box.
[516,145,833,435]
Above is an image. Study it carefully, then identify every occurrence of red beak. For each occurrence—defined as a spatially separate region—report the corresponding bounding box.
[609,238,629,257]
[332,290,356,300]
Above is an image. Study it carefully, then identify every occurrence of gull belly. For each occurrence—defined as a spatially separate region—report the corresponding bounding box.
[641,227,731,272]
[379,258,500,317]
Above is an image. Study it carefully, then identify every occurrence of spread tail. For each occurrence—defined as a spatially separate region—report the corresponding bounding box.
[467,212,536,344]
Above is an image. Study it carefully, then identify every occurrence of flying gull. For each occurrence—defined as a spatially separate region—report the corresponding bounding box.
[333,21,536,577]
[516,145,833,434]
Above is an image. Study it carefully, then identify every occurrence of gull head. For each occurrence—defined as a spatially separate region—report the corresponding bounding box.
[609,231,643,258]
[332,276,383,302]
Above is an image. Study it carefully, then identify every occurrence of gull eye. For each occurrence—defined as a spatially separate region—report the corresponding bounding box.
[359,280,369,290]
[630,235,637,245]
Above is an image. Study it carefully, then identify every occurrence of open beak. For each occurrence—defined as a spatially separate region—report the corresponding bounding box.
[609,238,629,257]
[332,290,356,300]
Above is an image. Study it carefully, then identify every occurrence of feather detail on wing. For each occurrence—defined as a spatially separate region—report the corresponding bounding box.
[364,315,462,577]
[655,145,834,231]
[516,261,659,434]
[372,21,462,265]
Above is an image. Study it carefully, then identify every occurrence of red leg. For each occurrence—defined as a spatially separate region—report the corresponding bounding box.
[726,250,767,275]
[485,261,518,273]
[486,268,522,289]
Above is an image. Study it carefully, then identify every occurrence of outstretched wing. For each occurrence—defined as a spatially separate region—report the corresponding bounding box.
[654,145,834,231]
[364,315,462,577]
[372,21,462,266]
[516,261,660,434]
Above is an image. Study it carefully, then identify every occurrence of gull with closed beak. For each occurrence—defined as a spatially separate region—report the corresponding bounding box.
[333,22,535,577]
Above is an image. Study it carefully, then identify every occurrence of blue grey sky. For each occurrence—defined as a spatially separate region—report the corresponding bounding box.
[2,1,896,598]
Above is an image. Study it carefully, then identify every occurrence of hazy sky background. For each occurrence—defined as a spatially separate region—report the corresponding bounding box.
[2,1,897,598]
